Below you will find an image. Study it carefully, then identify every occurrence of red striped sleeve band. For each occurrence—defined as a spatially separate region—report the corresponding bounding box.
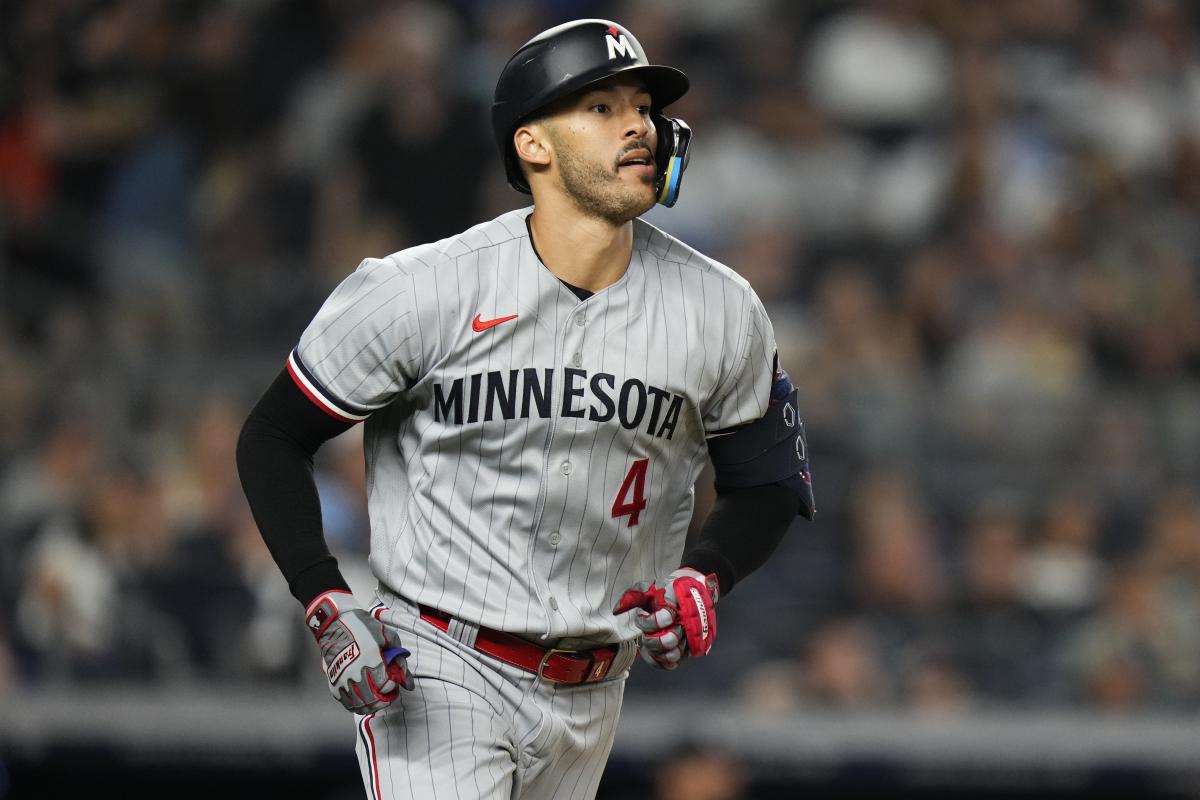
[287,350,371,424]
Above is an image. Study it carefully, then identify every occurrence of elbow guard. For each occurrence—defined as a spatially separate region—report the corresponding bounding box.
[707,371,816,520]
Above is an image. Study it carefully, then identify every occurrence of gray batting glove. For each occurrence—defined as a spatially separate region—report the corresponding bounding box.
[305,590,414,713]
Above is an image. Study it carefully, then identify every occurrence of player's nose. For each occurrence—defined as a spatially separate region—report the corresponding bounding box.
[621,105,651,140]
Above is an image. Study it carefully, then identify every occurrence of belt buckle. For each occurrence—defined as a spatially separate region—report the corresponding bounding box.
[536,647,575,682]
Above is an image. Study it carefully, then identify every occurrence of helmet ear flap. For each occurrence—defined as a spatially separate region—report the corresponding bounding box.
[653,115,692,207]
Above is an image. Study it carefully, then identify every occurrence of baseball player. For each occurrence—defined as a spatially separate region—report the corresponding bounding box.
[237,18,814,800]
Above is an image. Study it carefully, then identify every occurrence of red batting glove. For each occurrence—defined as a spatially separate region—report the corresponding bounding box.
[613,568,720,669]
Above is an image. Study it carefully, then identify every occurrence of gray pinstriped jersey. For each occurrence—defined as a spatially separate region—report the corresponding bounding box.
[292,207,777,644]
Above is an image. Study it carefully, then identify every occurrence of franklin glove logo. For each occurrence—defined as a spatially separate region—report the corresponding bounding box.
[328,642,360,683]
[690,587,710,640]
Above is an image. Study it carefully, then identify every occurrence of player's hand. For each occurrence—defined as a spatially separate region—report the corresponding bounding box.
[305,590,415,713]
[612,568,719,670]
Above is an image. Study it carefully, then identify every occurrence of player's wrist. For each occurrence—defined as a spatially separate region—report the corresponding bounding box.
[304,589,362,638]
[304,588,355,617]
[289,557,352,609]
[670,564,722,605]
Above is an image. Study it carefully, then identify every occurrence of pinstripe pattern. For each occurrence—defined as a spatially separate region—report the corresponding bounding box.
[354,593,634,799]
[356,713,383,800]
[295,207,776,647]
[299,207,778,796]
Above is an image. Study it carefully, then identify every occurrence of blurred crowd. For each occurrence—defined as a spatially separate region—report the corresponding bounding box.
[1,0,1199,719]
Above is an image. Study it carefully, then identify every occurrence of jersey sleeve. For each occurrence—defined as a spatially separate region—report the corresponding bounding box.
[703,288,778,436]
[289,258,421,423]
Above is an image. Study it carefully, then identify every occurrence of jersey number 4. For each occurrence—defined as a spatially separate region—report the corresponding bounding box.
[612,458,649,527]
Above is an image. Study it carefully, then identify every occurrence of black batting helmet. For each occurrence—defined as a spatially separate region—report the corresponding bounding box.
[491,19,693,207]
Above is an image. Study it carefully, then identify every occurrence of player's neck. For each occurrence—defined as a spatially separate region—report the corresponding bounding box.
[527,203,633,293]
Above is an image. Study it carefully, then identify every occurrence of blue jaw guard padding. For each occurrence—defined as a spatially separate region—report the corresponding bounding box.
[654,116,691,208]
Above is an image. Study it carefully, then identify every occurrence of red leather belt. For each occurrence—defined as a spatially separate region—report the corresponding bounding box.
[416,604,620,685]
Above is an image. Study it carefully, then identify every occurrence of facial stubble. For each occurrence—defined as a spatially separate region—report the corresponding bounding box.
[547,126,656,224]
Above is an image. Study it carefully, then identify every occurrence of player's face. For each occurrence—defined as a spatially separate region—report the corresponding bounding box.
[543,79,658,223]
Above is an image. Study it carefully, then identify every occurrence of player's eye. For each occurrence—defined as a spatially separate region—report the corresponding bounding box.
[590,103,609,113]
[637,105,651,115]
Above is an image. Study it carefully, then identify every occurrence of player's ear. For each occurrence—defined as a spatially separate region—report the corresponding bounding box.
[513,123,553,171]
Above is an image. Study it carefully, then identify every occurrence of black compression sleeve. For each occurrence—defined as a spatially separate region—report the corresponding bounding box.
[235,367,355,607]
[680,483,795,597]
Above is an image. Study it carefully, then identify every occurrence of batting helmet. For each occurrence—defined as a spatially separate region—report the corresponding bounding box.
[492,19,693,207]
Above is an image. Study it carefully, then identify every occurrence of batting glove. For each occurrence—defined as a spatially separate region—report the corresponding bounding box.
[612,568,720,670]
[305,590,414,713]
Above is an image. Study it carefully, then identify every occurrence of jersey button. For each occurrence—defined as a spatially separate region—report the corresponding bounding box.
[548,596,559,610]
[571,352,582,367]
[575,314,585,326]
[560,461,572,475]
[549,531,561,545]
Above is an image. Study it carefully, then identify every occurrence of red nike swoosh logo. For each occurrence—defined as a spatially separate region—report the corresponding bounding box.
[472,313,519,332]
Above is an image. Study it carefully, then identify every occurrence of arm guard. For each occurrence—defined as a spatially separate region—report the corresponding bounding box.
[707,369,815,520]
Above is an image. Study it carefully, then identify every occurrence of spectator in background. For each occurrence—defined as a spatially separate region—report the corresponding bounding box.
[952,500,1048,705]
[806,0,952,133]
[904,643,973,715]
[1066,561,1173,710]
[346,3,491,245]
[0,332,28,686]
[13,459,181,682]
[898,242,968,369]
[849,469,950,698]
[940,292,1094,470]
[1078,398,1162,555]
[1019,485,1106,624]
[0,414,100,646]
[1142,489,1200,706]
[163,394,245,535]
[148,395,293,681]
[149,495,259,681]
[806,0,956,244]
[800,267,923,461]
[0,328,40,461]
[221,499,312,683]
[800,616,888,710]
[735,615,886,713]
[0,633,12,697]
[654,744,747,800]
[0,414,98,540]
